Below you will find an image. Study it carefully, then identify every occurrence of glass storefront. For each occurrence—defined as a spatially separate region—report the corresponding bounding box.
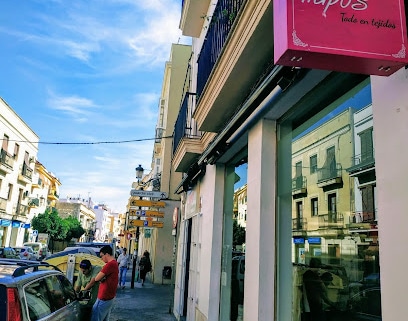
[285,82,381,321]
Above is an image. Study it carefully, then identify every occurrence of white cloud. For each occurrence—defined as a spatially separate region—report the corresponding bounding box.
[46,91,98,122]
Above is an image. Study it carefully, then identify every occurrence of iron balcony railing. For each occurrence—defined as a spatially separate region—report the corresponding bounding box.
[350,211,377,224]
[28,198,40,207]
[173,92,201,155]
[0,197,7,212]
[348,150,375,173]
[318,212,344,228]
[317,163,342,184]
[21,162,33,180]
[196,0,246,100]
[0,148,14,169]
[16,204,28,216]
[292,218,307,231]
[292,176,307,191]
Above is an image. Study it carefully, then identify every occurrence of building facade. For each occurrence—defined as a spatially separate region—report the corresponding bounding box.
[127,43,191,283]
[169,1,408,321]
[0,97,39,247]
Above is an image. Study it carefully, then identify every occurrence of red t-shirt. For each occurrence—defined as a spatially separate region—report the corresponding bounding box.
[98,259,119,300]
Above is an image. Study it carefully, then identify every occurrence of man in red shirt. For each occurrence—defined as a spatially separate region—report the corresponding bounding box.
[91,245,119,321]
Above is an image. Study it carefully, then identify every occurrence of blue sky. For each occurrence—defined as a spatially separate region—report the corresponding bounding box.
[0,0,189,212]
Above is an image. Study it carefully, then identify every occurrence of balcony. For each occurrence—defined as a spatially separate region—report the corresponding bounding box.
[31,177,43,189]
[194,0,275,133]
[172,93,203,173]
[48,190,59,201]
[197,0,246,101]
[0,148,14,175]
[180,0,212,37]
[349,211,376,225]
[18,163,33,184]
[292,176,307,196]
[318,212,344,229]
[347,151,376,184]
[0,197,7,212]
[292,218,307,231]
[28,198,40,208]
[15,204,28,216]
[317,164,342,187]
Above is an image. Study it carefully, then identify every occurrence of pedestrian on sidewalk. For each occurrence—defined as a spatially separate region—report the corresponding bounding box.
[139,250,152,286]
[91,245,119,321]
[74,259,102,321]
[117,247,130,289]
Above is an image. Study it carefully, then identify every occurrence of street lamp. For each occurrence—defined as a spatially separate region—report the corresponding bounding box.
[131,164,144,289]
[135,164,144,182]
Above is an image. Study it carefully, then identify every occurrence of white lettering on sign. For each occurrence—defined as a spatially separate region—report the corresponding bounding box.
[300,0,368,18]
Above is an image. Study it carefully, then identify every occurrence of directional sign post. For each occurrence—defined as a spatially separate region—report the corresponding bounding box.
[130,190,168,199]
[130,199,166,208]
[128,220,164,228]
[128,209,165,218]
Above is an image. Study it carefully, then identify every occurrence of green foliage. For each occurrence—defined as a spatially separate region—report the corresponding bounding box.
[63,216,85,240]
[233,219,246,247]
[31,208,85,243]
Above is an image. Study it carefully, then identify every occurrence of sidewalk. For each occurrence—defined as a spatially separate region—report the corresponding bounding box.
[110,270,177,321]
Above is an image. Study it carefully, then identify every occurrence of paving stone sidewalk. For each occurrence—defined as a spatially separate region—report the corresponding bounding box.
[110,272,176,321]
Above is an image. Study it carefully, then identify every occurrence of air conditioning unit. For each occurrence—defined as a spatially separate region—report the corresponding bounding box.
[29,156,37,163]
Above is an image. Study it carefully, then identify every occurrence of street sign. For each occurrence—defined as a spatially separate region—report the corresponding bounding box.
[128,209,165,218]
[130,189,168,199]
[128,220,164,228]
[130,199,166,208]
[32,230,38,236]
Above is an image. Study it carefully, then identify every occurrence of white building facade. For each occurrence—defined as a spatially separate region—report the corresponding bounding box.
[170,1,408,321]
[0,97,39,247]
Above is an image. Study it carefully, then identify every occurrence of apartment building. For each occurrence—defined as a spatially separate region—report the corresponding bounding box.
[127,43,191,283]
[0,97,39,247]
[169,1,408,321]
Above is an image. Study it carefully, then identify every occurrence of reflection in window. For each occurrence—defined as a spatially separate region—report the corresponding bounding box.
[310,155,317,174]
[25,280,52,320]
[291,90,381,321]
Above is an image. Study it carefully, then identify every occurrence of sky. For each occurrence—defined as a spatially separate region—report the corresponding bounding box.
[0,0,190,213]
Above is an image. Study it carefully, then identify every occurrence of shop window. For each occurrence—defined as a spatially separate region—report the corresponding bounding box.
[284,84,381,321]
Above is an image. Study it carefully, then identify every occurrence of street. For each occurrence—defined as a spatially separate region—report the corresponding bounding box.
[110,272,176,321]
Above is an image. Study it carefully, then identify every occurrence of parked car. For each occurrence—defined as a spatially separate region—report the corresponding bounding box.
[0,258,88,320]
[23,242,50,260]
[0,247,19,259]
[346,287,381,321]
[72,242,116,257]
[46,247,97,260]
[13,246,37,260]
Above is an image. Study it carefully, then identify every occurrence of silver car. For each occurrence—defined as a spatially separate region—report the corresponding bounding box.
[0,259,88,320]
[13,246,37,260]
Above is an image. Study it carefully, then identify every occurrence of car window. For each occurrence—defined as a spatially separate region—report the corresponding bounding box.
[44,275,72,311]
[24,280,52,320]
[58,275,77,303]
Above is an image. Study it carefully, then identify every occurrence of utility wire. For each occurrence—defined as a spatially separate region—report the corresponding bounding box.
[3,135,174,145]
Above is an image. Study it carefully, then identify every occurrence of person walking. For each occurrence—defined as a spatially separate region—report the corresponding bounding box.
[91,245,119,321]
[139,250,152,286]
[74,259,102,321]
[117,247,130,289]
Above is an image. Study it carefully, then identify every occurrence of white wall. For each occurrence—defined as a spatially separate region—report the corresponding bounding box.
[371,68,408,321]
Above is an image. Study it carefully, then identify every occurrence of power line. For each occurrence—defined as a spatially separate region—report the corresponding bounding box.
[2,135,174,145]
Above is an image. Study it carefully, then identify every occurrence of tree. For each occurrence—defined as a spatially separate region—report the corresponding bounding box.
[31,209,85,251]
[63,216,85,241]
[233,219,246,248]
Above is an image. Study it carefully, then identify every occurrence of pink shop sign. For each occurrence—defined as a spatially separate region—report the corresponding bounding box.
[274,0,408,76]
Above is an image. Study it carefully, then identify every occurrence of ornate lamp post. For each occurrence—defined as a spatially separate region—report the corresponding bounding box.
[131,164,144,288]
